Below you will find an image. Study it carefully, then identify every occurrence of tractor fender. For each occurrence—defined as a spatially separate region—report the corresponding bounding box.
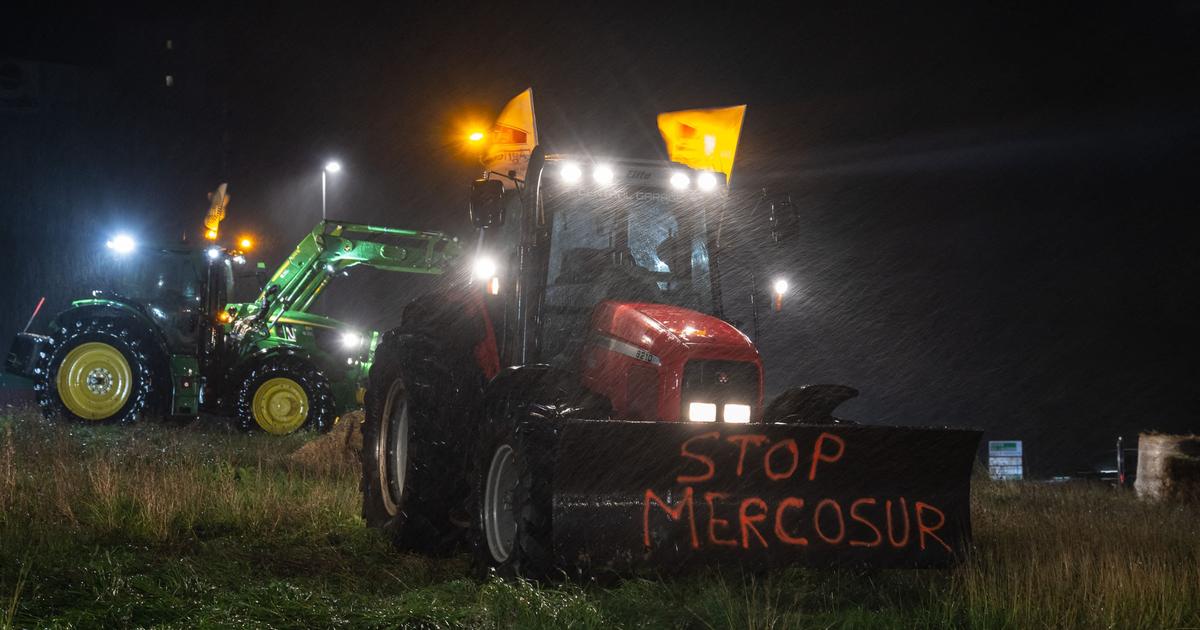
[48,301,170,370]
[483,364,613,421]
[219,346,326,415]
[228,346,317,385]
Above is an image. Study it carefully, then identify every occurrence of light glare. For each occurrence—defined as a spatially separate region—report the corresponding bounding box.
[697,171,718,191]
[324,161,342,173]
[725,404,752,423]
[773,279,789,295]
[341,331,363,349]
[560,162,582,184]
[670,172,690,189]
[473,256,498,280]
[688,402,717,422]
[593,164,614,185]
[106,234,136,254]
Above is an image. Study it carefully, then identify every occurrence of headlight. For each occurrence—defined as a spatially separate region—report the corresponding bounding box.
[560,162,582,184]
[206,247,221,260]
[697,171,718,192]
[341,331,363,349]
[472,256,497,280]
[773,278,789,295]
[593,164,614,185]
[688,402,717,422]
[724,404,751,423]
[669,172,690,190]
[106,234,136,254]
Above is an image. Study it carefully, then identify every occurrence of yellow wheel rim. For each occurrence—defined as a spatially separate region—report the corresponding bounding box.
[56,342,133,420]
[251,377,309,435]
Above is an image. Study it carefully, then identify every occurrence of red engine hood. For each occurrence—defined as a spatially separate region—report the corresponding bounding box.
[583,301,763,422]
[591,302,759,358]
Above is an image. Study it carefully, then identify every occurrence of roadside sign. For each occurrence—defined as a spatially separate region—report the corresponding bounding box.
[988,440,1023,480]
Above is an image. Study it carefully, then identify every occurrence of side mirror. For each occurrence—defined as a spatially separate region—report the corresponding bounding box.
[767,193,799,242]
[469,179,506,229]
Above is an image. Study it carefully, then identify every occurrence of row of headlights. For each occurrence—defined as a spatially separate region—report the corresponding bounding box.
[558,162,721,192]
[688,401,752,423]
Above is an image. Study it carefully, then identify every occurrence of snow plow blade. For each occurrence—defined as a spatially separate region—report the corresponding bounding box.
[542,420,981,572]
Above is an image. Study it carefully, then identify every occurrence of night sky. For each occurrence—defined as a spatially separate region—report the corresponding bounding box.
[3,3,1198,474]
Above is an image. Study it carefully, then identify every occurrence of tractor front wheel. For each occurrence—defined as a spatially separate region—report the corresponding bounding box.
[38,318,156,424]
[474,419,555,579]
[236,355,334,434]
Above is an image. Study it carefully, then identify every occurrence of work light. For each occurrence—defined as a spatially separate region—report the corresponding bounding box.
[106,234,136,254]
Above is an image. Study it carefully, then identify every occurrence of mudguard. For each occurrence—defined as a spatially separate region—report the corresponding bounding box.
[539,420,981,572]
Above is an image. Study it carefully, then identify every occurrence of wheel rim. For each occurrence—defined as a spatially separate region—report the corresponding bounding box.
[485,443,519,563]
[378,379,408,517]
[251,377,309,435]
[56,342,132,420]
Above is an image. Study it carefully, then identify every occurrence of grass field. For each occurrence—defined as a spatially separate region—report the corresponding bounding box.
[1,408,1198,629]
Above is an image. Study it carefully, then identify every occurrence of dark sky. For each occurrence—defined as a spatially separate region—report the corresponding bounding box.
[3,2,1198,474]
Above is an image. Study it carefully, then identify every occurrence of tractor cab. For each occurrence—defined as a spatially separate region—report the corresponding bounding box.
[100,244,242,354]
[473,152,763,422]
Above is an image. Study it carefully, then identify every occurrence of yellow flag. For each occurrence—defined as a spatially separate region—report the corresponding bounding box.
[483,88,539,187]
[656,105,747,180]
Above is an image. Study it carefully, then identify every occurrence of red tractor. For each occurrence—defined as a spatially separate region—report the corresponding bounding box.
[360,148,980,577]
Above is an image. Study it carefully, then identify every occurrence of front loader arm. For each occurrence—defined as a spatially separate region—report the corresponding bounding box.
[252,220,462,330]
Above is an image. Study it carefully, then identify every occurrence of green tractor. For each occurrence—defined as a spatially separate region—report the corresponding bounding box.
[6,203,460,434]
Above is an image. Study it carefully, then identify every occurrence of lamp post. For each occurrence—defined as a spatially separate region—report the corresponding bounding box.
[321,160,342,220]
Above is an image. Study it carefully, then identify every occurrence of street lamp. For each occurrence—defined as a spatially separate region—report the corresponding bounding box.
[322,160,342,220]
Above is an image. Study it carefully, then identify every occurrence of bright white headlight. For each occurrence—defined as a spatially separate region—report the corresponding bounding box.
[688,402,717,422]
[206,248,221,260]
[472,256,498,280]
[341,331,363,349]
[724,404,752,423]
[669,172,690,190]
[773,278,789,295]
[697,171,718,191]
[560,162,582,184]
[106,234,136,254]
[593,164,614,185]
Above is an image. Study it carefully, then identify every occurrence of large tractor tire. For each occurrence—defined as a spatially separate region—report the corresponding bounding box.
[236,354,335,435]
[37,317,156,424]
[474,418,556,579]
[360,333,476,555]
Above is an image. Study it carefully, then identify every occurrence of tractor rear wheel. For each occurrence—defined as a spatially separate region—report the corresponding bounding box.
[360,333,473,554]
[38,318,155,424]
[236,355,335,434]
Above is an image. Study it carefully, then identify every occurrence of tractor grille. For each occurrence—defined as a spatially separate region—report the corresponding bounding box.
[680,360,758,421]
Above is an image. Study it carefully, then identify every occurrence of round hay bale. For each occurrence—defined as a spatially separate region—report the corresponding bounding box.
[1135,433,1200,502]
[289,410,364,473]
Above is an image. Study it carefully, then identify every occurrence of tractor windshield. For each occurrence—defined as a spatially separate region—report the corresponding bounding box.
[109,249,206,307]
[544,189,714,313]
[538,184,716,365]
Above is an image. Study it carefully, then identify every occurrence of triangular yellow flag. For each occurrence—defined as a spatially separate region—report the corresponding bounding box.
[483,88,539,187]
[657,105,747,180]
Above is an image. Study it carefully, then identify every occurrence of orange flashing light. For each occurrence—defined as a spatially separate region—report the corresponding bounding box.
[238,236,254,250]
[204,229,218,240]
[217,310,232,323]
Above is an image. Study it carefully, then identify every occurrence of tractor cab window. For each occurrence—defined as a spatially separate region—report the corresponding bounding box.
[540,188,713,365]
[109,249,204,309]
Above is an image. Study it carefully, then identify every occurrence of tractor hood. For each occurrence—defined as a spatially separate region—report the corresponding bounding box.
[583,301,763,422]
[590,301,759,360]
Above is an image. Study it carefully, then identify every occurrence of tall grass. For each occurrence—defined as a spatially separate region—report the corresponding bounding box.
[1,407,1198,628]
